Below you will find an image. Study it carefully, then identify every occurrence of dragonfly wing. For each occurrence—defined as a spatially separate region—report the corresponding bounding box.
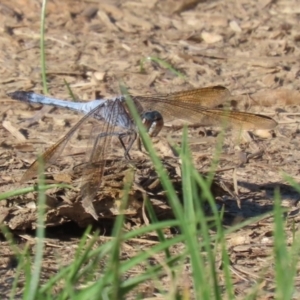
[133,86,230,124]
[164,85,231,107]
[79,100,134,220]
[20,100,110,183]
[134,86,277,130]
[21,136,69,183]
[195,108,277,130]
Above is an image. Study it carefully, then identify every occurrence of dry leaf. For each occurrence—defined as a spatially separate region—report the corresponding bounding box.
[229,20,242,32]
[253,129,273,139]
[172,0,203,14]
[52,173,72,184]
[251,88,300,107]
[201,31,223,44]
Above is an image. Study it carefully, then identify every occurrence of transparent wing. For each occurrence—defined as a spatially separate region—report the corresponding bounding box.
[79,100,134,219]
[18,95,134,219]
[19,100,127,183]
[133,86,277,130]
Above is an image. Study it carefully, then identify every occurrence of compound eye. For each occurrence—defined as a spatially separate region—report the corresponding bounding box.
[142,111,163,122]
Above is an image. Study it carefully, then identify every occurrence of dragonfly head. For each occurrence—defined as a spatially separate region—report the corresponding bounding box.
[141,110,164,137]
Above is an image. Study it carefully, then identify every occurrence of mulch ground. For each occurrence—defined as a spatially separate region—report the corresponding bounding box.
[0,0,300,298]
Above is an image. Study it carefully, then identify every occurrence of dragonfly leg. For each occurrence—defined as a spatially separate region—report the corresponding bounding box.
[137,136,143,152]
[91,130,137,160]
[122,130,137,160]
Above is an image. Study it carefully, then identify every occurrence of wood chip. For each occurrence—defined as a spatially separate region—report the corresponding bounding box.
[201,31,223,44]
[2,120,26,142]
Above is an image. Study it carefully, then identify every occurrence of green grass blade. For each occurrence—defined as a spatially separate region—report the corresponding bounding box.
[0,183,73,201]
[109,168,133,299]
[144,196,174,278]
[64,79,78,101]
[24,157,46,300]
[180,127,207,298]
[40,0,48,94]
[140,56,186,79]
[273,188,294,299]
[119,83,185,226]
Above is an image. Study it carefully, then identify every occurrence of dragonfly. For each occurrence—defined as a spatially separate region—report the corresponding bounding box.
[7,86,277,220]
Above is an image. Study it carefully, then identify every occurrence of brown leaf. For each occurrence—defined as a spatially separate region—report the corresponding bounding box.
[172,0,206,14]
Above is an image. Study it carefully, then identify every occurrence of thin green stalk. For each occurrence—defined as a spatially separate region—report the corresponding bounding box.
[140,56,186,79]
[64,79,78,101]
[25,157,46,300]
[273,188,294,299]
[180,128,209,298]
[40,0,48,93]
[0,183,72,201]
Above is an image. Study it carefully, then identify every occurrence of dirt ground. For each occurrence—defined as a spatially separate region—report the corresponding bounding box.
[1,0,300,298]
